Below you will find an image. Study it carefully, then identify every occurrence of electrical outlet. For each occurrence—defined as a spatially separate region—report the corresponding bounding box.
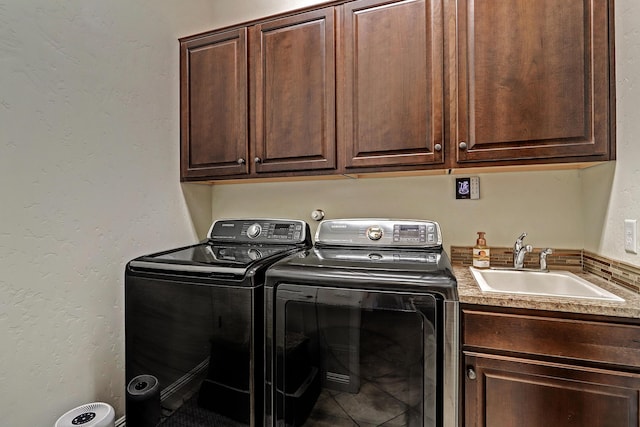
[624,219,637,254]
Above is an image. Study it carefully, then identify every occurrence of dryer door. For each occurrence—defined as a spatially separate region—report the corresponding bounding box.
[270,284,439,427]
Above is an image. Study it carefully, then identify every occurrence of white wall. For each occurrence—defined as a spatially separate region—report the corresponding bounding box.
[0,1,213,425]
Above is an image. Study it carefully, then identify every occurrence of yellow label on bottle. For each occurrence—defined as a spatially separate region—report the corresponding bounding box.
[472,247,490,268]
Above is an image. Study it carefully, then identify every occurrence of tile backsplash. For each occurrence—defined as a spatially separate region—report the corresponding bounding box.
[583,251,640,294]
[450,246,640,295]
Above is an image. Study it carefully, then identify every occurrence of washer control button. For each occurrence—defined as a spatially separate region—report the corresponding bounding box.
[366,226,384,241]
[247,223,262,238]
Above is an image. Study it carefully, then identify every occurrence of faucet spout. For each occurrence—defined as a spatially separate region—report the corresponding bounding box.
[514,244,533,269]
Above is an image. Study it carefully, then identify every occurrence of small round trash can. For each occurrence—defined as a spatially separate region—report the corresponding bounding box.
[54,402,115,427]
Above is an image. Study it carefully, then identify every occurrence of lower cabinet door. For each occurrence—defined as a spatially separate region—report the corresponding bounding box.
[464,353,640,427]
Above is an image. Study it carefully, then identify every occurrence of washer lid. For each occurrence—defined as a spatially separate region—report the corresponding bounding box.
[128,242,301,276]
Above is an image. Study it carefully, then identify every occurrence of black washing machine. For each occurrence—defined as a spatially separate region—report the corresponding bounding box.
[264,219,459,427]
[125,218,311,427]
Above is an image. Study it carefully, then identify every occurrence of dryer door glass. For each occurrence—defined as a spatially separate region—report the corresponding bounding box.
[272,284,439,427]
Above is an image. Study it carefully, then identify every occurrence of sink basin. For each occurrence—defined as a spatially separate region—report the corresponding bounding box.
[469,267,624,302]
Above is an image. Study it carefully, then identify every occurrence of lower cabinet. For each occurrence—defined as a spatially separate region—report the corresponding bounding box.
[463,306,640,427]
[464,353,640,427]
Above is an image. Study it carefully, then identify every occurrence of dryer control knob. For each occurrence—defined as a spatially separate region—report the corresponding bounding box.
[366,226,383,241]
[247,223,262,238]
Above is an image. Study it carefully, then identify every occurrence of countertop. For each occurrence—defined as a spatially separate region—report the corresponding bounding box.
[454,266,640,319]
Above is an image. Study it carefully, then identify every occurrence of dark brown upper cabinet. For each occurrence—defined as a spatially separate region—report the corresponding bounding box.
[452,0,613,166]
[250,9,337,173]
[179,0,614,182]
[180,29,249,179]
[339,0,445,171]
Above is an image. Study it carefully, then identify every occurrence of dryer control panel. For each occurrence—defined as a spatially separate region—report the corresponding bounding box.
[315,219,442,248]
[208,219,310,245]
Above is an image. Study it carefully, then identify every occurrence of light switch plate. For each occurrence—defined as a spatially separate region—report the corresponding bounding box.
[470,176,480,199]
[624,219,637,254]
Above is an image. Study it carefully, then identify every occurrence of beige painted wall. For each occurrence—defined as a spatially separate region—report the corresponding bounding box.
[581,0,640,264]
[211,170,585,251]
[0,1,215,425]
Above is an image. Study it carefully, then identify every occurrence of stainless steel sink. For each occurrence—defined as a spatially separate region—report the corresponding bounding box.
[469,267,624,302]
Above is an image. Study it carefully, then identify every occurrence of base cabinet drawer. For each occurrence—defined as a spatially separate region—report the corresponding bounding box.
[463,308,640,369]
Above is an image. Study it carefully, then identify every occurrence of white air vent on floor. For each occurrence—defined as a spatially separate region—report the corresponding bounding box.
[55,402,115,427]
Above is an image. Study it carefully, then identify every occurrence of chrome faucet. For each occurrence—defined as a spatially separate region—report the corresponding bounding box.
[513,232,533,269]
[539,248,553,271]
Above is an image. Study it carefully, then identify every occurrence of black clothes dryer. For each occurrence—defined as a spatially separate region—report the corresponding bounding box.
[264,219,459,427]
[125,219,311,427]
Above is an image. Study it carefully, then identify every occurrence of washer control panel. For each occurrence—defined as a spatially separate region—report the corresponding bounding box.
[316,219,442,248]
[208,219,309,244]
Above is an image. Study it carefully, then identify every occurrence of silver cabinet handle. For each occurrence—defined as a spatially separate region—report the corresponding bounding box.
[237,158,246,165]
[459,141,468,150]
[467,367,477,380]
[434,143,442,152]
[254,157,262,164]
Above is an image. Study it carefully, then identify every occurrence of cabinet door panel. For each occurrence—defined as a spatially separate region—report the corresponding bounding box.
[251,9,336,173]
[340,0,444,169]
[455,0,611,164]
[180,29,249,179]
[465,354,640,427]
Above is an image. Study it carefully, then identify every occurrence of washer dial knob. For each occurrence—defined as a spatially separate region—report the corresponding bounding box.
[366,226,383,241]
[247,223,262,239]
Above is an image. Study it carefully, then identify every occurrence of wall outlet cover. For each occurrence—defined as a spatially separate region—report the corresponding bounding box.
[624,219,637,254]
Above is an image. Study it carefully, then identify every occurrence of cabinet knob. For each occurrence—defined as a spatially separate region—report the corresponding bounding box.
[254,157,262,164]
[434,143,442,152]
[459,141,468,150]
[466,367,477,380]
[237,158,246,165]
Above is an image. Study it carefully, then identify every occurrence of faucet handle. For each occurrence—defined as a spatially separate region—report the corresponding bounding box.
[514,233,528,253]
[540,248,553,271]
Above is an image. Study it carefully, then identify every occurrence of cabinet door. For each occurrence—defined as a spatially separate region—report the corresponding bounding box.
[454,0,612,165]
[465,353,640,427]
[340,0,445,170]
[250,9,336,173]
[180,29,249,179]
